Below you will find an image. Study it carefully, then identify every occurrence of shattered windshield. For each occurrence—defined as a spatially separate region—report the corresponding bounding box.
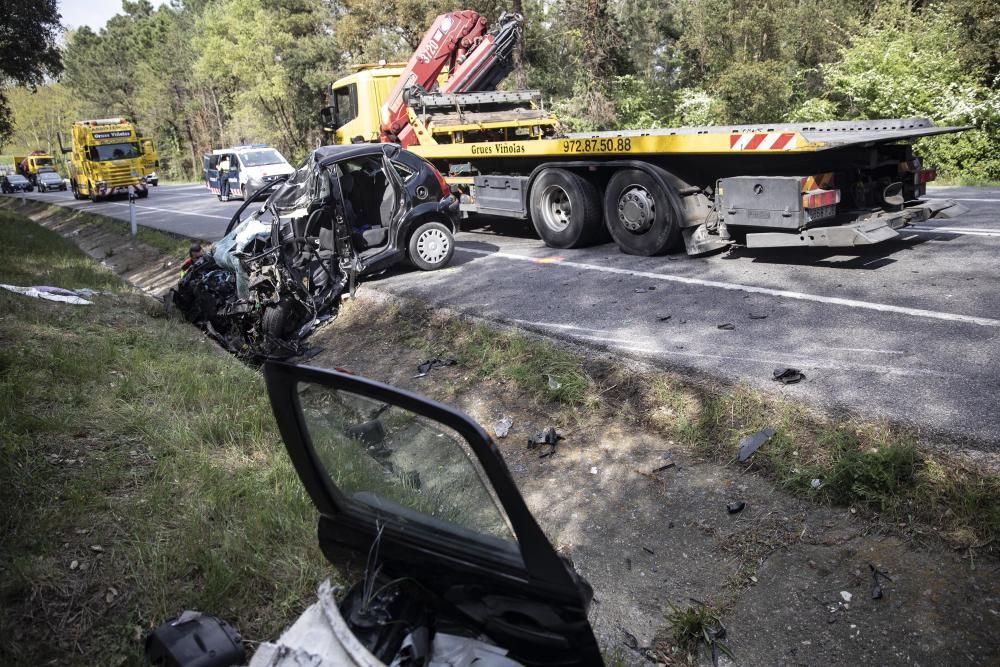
[263,153,327,214]
[297,382,517,543]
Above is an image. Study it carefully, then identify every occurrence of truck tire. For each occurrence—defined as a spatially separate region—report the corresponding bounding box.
[408,220,454,270]
[72,182,82,200]
[529,168,604,248]
[603,167,681,256]
[88,182,100,203]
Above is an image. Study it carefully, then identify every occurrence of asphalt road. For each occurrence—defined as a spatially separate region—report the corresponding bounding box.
[11,183,1000,449]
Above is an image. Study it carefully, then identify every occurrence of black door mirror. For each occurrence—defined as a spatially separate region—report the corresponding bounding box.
[262,361,603,665]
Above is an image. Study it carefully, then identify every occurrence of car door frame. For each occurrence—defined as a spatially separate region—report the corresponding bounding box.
[263,360,601,607]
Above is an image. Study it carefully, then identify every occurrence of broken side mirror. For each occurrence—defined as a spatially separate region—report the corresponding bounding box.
[262,362,603,666]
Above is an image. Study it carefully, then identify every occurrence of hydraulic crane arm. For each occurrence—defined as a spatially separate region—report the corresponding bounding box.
[380,12,524,146]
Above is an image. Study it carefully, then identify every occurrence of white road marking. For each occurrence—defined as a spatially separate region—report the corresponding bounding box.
[949,198,1000,202]
[457,247,1000,327]
[558,331,959,379]
[907,226,1000,238]
[828,347,905,355]
[102,202,230,220]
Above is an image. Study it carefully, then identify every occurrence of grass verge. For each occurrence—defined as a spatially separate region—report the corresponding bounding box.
[0,210,332,665]
[337,298,1000,553]
[0,197,195,256]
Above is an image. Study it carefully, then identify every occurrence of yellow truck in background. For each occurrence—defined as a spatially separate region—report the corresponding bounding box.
[11,152,57,186]
[58,118,149,201]
[141,138,159,186]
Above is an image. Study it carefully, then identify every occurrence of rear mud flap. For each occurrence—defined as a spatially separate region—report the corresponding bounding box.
[745,198,967,249]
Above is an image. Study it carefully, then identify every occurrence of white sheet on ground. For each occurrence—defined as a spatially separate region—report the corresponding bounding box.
[1,284,93,305]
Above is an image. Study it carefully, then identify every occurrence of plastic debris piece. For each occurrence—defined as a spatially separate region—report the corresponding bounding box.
[493,416,513,438]
[642,546,655,555]
[749,313,768,320]
[657,315,672,322]
[633,286,656,293]
[737,427,776,462]
[726,501,746,514]
[870,564,892,600]
[811,478,823,489]
[772,367,805,384]
[621,629,639,651]
[651,462,676,473]
[717,323,735,330]
[546,374,562,391]
[590,466,598,475]
[840,591,852,603]
[414,358,456,378]
[528,427,563,458]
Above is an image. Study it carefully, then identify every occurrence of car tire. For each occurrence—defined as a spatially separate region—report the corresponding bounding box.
[529,168,606,249]
[408,221,455,270]
[603,167,682,256]
[262,300,297,340]
[38,184,45,193]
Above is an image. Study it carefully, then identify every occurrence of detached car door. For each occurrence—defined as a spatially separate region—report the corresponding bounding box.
[263,361,603,666]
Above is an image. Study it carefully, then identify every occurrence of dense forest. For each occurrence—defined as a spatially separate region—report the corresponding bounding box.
[3,0,999,181]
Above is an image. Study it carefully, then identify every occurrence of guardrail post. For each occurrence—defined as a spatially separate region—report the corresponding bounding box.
[129,186,138,237]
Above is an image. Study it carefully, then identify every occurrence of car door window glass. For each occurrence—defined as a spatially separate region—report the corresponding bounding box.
[297,381,516,542]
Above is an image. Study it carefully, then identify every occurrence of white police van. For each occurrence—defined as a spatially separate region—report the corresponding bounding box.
[203,144,295,200]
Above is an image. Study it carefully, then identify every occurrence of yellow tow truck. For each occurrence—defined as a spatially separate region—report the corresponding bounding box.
[58,118,149,201]
[325,11,967,255]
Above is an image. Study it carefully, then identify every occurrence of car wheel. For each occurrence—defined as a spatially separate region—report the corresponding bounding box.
[603,167,682,256]
[38,184,45,192]
[529,168,606,249]
[408,221,454,270]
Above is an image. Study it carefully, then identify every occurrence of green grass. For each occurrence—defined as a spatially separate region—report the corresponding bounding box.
[661,601,733,663]
[0,198,195,257]
[0,212,332,665]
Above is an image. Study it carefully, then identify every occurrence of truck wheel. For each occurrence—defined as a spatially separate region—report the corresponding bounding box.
[88,182,99,203]
[529,168,605,248]
[604,168,681,255]
[137,189,149,199]
[72,182,82,200]
[408,220,454,270]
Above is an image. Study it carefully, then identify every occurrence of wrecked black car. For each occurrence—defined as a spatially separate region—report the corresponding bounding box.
[172,144,458,359]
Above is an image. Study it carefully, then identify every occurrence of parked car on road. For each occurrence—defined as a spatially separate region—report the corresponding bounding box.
[173,143,459,359]
[1,173,33,193]
[36,170,67,192]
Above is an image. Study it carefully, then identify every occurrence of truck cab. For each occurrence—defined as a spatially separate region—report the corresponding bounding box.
[14,153,56,186]
[202,144,295,200]
[141,139,159,186]
[59,118,149,201]
[325,65,417,145]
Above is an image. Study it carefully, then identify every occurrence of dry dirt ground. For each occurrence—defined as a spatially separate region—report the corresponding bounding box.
[18,200,1000,666]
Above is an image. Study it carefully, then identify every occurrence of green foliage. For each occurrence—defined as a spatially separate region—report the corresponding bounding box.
[4,0,998,179]
[0,0,63,144]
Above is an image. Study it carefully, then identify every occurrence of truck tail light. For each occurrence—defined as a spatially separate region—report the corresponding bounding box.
[802,188,840,209]
[915,169,936,184]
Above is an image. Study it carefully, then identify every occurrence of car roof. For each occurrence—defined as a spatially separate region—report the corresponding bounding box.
[313,143,397,167]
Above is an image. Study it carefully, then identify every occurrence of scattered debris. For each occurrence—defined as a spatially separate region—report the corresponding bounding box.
[590,466,598,475]
[414,358,456,378]
[105,587,119,604]
[657,315,672,322]
[717,322,735,330]
[546,374,562,391]
[642,546,655,555]
[726,501,746,514]
[772,367,805,384]
[89,545,104,553]
[69,560,79,570]
[527,427,562,457]
[652,462,676,473]
[748,313,768,320]
[870,564,892,600]
[736,427,776,462]
[634,286,656,293]
[0,284,93,305]
[625,557,632,571]
[840,591,853,603]
[811,478,823,489]
[621,629,639,651]
[492,416,513,438]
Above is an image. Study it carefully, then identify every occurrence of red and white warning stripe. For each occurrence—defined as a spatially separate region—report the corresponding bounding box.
[729,132,797,151]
